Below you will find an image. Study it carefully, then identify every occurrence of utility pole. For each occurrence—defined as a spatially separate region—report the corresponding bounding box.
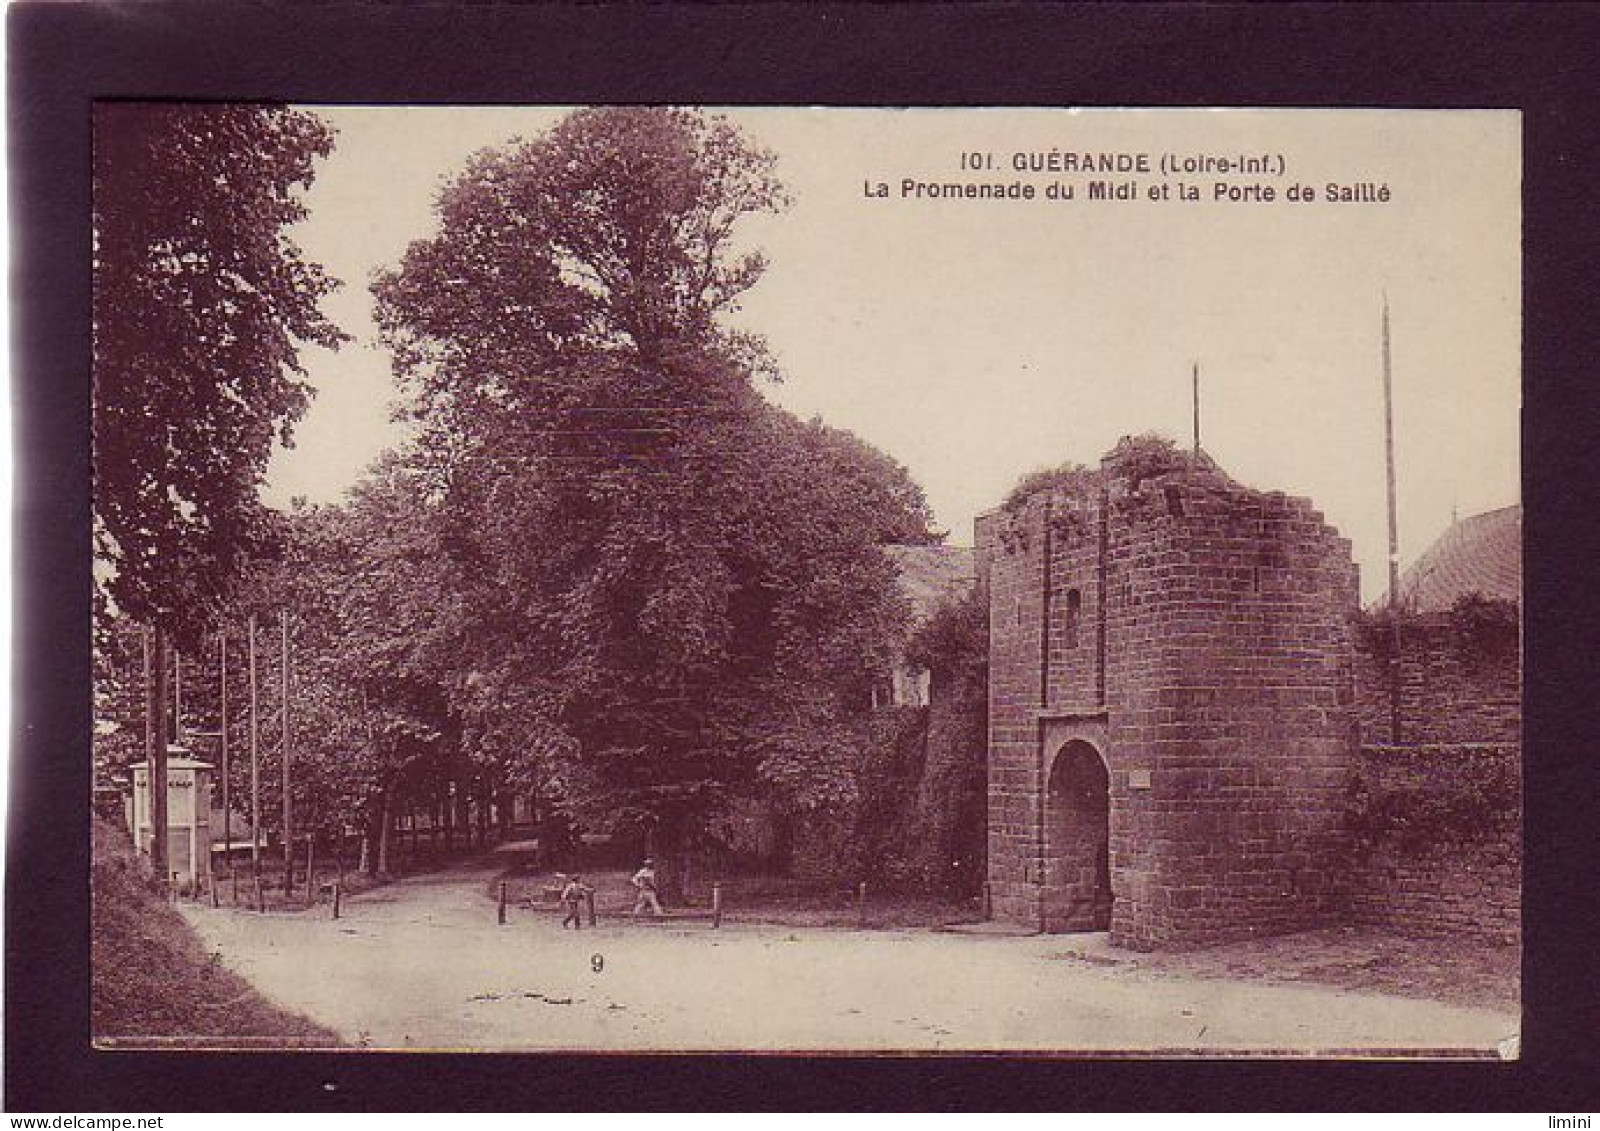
[142,625,153,765]
[1192,362,1201,455]
[220,629,233,897]
[173,649,183,744]
[150,624,170,890]
[1383,294,1401,609]
[249,613,260,869]
[281,609,293,894]
[1382,293,1403,744]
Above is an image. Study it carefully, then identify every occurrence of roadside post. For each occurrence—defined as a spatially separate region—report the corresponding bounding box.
[712,882,722,929]
[498,880,508,925]
[586,889,597,928]
[857,881,868,927]
[305,834,316,907]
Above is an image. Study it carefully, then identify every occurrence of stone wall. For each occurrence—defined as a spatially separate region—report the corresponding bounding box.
[976,496,1051,927]
[911,660,989,893]
[1341,744,1521,944]
[1346,604,1521,945]
[981,452,1361,949]
[1354,612,1521,747]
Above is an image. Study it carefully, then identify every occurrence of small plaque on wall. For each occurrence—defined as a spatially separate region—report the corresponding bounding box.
[1129,769,1152,790]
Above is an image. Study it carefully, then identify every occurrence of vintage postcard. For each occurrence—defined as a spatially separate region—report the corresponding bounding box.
[90,105,1520,1056]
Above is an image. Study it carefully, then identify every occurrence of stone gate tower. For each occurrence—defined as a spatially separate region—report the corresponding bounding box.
[975,442,1359,949]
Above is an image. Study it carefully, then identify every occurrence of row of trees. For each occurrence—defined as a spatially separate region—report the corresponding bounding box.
[95,105,972,895]
[93,103,346,882]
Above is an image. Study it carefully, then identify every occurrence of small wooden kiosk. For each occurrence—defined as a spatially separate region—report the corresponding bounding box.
[127,746,213,888]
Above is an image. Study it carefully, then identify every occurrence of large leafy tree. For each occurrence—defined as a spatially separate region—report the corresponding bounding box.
[93,103,345,880]
[93,103,346,638]
[375,108,934,893]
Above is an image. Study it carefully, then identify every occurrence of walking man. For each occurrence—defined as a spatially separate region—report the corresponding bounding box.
[630,857,663,916]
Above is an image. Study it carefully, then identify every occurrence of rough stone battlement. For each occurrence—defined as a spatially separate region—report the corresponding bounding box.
[977,444,1360,949]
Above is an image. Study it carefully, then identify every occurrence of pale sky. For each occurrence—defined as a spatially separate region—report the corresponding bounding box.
[267,107,1521,604]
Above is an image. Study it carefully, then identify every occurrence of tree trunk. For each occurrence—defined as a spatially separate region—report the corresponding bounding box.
[654,814,687,906]
[375,790,392,877]
[770,809,795,874]
[542,806,571,869]
[149,625,170,889]
[476,779,489,849]
[454,786,471,852]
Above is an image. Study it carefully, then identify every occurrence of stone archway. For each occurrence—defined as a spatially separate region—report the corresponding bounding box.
[1042,738,1112,932]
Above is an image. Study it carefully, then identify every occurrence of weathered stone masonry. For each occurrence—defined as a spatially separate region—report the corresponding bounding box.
[1347,613,1521,943]
[1354,613,1521,748]
[977,453,1360,949]
[1343,743,1520,944]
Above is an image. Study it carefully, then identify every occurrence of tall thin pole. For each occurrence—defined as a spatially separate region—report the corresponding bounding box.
[172,649,183,744]
[220,629,232,893]
[150,626,170,888]
[248,613,260,868]
[1192,362,1201,455]
[142,625,153,774]
[281,609,293,892]
[1382,293,1404,745]
[141,625,153,849]
[1382,293,1401,609]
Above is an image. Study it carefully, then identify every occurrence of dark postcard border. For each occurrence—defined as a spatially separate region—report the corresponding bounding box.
[9,0,1600,1113]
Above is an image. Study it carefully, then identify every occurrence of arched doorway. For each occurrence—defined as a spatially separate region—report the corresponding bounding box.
[1042,739,1112,932]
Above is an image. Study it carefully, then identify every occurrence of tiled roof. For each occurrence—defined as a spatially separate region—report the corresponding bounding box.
[883,543,976,623]
[1383,505,1521,612]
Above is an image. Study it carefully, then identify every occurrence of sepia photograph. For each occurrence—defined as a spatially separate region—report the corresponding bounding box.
[88,104,1521,1057]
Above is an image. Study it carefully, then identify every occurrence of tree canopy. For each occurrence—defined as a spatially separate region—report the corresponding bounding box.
[373,107,937,871]
[253,459,468,867]
[93,103,346,645]
[87,104,958,893]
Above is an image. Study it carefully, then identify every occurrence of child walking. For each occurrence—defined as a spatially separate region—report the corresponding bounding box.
[561,874,593,929]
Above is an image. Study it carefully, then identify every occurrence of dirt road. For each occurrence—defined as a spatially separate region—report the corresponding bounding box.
[179,864,1519,1055]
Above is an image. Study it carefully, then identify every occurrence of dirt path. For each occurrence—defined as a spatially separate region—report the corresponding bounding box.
[179,863,1519,1055]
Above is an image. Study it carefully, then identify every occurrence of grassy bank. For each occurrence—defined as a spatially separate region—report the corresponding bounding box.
[91,817,340,1048]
